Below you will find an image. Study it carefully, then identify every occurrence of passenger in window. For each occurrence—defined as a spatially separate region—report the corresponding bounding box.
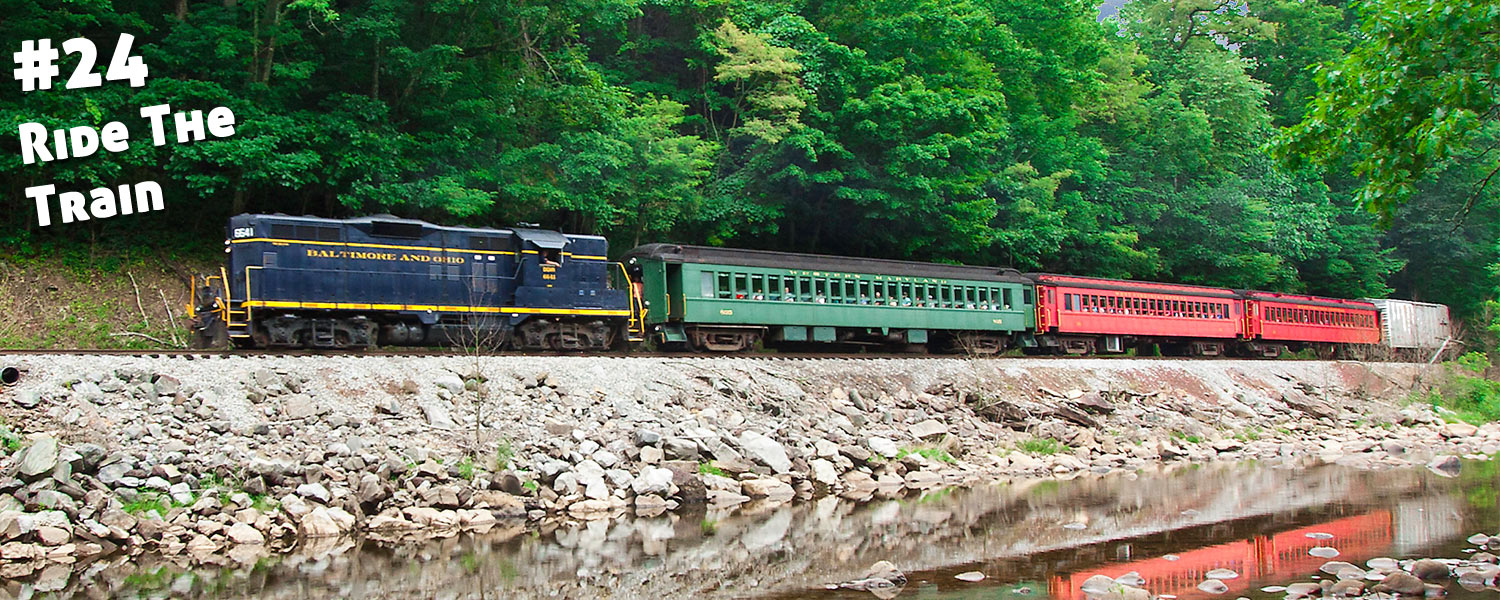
[783,288,795,301]
[859,295,870,305]
[901,296,912,307]
[815,295,827,304]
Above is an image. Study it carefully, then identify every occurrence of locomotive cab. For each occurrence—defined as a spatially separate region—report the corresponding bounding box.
[510,228,630,350]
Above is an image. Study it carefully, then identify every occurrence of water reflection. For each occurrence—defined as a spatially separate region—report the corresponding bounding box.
[8,460,1494,600]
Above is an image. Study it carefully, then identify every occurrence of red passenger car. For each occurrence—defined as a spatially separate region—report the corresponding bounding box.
[1242,291,1380,357]
[1030,274,1242,356]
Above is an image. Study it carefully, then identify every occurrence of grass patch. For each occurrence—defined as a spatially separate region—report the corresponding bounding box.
[698,462,727,477]
[122,493,171,517]
[457,456,477,481]
[0,422,20,453]
[495,439,514,468]
[896,447,957,464]
[1423,353,1500,425]
[1170,431,1203,444]
[700,519,718,535]
[1234,426,1261,442]
[522,480,540,494]
[248,494,278,512]
[1016,438,1069,456]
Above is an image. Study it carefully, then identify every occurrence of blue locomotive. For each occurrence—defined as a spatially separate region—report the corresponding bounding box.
[190,214,639,350]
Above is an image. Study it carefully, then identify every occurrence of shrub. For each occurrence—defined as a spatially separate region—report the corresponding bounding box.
[1017,438,1069,456]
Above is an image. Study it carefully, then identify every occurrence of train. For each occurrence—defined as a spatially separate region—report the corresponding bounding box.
[188,214,1454,360]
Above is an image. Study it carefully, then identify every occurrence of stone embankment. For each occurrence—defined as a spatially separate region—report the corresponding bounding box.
[0,354,1479,576]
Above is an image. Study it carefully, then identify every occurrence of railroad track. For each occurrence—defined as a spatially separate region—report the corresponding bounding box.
[0,348,1363,362]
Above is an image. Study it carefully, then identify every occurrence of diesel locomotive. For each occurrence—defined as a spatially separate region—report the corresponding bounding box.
[189,214,1453,360]
[190,214,634,351]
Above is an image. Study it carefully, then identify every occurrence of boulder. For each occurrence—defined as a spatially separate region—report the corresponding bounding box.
[1378,572,1427,595]
[633,429,662,446]
[740,477,794,499]
[631,467,674,496]
[152,375,181,396]
[640,446,664,464]
[838,560,907,592]
[282,396,322,420]
[663,438,699,461]
[296,482,332,503]
[403,507,458,528]
[433,374,465,395]
[566,499,618,518]
[12,390,43,409]
[299,506,355,537]
[909,419,948,439]
[18,436,59,478]
[634,494,668,511]
[1411,559,1451,581]
[225,523,265,545]
[1427,456,1462,477]
[421,402,454,428]
[809,459,839,489]
[737,431,791,474]
[1330,580,1366,597]
[867,437,899,458]
[470,491,525,516]
[35,526,69,546]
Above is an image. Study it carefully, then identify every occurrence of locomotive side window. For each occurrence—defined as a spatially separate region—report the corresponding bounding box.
[717,273,731,299]
[371,221,425,238]
[271,224,294,238]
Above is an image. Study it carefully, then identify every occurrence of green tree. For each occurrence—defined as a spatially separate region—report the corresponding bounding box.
[1275,0,1500,217]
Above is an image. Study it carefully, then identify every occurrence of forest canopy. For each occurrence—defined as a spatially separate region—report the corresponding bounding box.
[1,0,1496,329]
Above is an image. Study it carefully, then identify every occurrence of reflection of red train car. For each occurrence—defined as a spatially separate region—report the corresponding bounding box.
[1029,274,1383,358]
[1051,511,1393,600]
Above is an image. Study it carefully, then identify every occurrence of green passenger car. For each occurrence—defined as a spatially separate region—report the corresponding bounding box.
[621,244,1036,352]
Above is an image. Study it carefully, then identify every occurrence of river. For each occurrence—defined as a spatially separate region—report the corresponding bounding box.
[14,459,1498,599]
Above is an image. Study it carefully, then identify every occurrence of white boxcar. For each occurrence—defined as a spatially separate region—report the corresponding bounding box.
[1366,299,1452,351]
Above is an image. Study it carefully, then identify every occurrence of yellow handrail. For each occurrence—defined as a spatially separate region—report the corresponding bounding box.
[612,262,646,340]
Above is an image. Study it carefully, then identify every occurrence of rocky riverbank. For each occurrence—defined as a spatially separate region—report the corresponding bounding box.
[0,354,1482,578]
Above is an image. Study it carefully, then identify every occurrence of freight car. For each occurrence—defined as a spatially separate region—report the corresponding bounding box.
[620,244,1035,353]
[190,214,635,350]
[1365,299,1455,361]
